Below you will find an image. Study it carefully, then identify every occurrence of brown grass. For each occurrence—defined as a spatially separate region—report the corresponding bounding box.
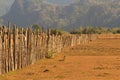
[0,38,120,80]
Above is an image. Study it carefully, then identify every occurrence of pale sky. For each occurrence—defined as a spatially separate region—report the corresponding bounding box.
[0,0,15,16]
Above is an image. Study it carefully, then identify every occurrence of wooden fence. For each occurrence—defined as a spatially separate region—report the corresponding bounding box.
[0,22,98,74]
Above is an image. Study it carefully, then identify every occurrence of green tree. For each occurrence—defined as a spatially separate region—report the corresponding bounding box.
[32,24,41,31]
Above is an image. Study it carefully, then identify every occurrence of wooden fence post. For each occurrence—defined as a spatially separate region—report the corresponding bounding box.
[46,28,51,57]
[2,26,6,74]
[13,24,18,70]
[0,33,2,74]
[27,28,32,65]
[20,28,23,69]
[7,21,12,71]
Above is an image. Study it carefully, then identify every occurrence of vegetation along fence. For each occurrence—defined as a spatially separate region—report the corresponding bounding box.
[0,22,98,74]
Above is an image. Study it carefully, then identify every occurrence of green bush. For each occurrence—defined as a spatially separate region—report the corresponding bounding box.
[46,50,56,59]
[51,29,66,35]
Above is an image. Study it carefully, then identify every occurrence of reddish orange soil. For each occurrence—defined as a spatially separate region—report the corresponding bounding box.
[0,38,120,80]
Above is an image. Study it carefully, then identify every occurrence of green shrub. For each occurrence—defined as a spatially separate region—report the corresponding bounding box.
[46,50,56,59]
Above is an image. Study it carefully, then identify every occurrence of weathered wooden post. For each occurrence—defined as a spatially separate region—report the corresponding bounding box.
[40,33,45,59]
[31,29,34,64]
[20,28,24,68]
[1,26,5,74]
[24,28,28,67]
[0,31,2,74]
[17,28,23,69]
[27,28,32,65]
[46,28,51,58]
[7,21,12,71]
[36,29,41,61]
[36,29,39,60]
[13,24,18,70]
[4,28,8,73]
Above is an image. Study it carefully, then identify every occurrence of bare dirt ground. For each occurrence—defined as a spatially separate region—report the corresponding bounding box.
[0,38,120,80]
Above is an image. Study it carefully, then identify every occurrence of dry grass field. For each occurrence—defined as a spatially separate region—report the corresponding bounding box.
[0,38,120,80]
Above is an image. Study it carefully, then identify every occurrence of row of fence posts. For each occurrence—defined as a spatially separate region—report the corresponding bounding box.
[0,22,98,74]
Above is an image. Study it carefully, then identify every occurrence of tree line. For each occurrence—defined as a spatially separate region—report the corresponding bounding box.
[70,27,120,34]
[32,24,120,34]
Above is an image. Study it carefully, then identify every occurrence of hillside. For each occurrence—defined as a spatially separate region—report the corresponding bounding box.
[1,0,120,30]
[45,0,73,4]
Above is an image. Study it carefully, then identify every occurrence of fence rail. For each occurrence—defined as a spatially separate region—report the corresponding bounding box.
[0,22,98,74]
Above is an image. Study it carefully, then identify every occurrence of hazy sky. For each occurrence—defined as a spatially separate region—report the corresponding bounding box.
[0,0,15,16]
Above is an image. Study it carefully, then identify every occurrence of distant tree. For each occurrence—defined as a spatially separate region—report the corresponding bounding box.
[51,28,67,35]
[70,29,81,34]
[32,24,41,31]
[70,27,120,34]
[116,29,120,33]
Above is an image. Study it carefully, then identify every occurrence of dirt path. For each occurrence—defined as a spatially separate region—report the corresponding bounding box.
[0,39,120,80]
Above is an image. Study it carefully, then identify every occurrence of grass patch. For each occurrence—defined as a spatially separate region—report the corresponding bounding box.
[96,73,110,77]
[0,75,4,79]
[46,50,56,59]
[55,75,65,79]
[6,70,19,76]
[93,66,105,70]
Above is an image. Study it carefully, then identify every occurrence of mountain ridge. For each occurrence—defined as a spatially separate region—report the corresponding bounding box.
[1,0,120,30]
